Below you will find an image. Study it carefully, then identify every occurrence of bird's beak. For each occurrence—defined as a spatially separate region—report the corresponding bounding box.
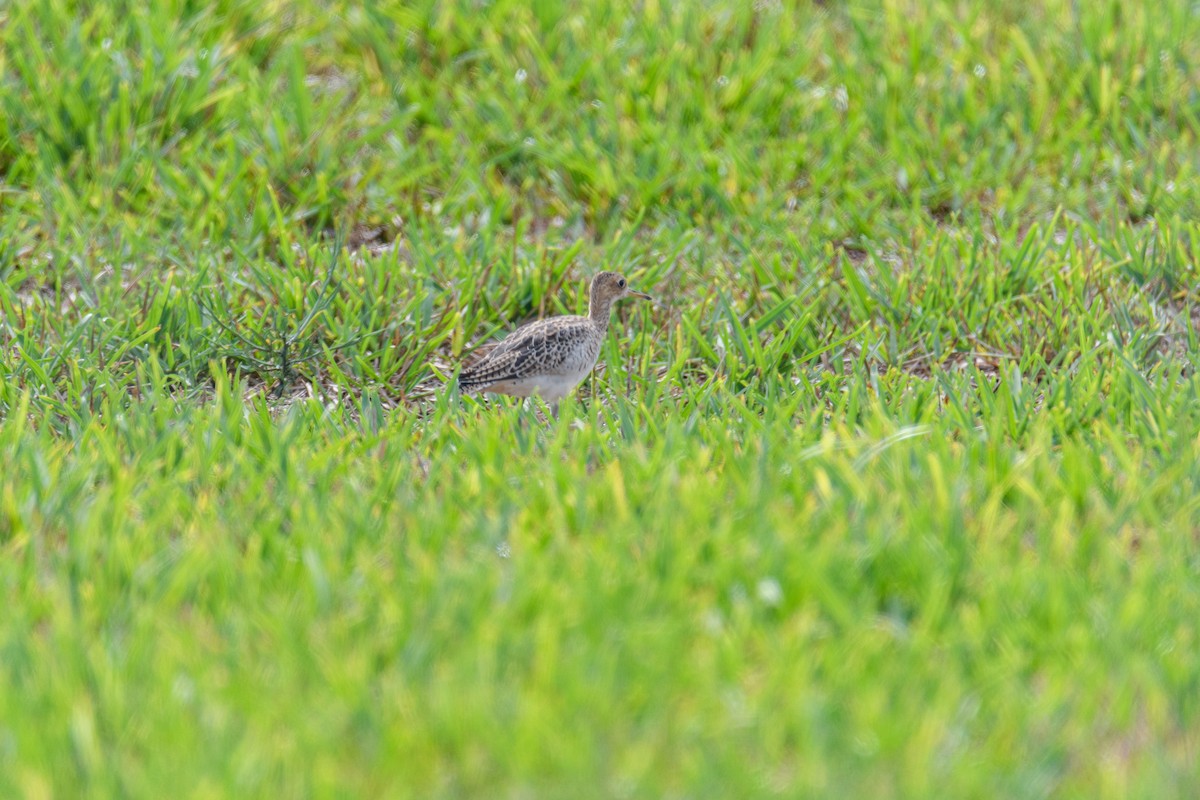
[629,290,652,301]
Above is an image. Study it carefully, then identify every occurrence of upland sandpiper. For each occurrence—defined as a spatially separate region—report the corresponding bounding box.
[458,271,651,410]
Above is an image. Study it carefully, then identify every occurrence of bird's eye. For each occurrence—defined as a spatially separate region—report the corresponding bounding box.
[618,278,626,288]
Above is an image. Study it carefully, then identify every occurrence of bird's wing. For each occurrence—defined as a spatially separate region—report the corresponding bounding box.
[459,316,591,390]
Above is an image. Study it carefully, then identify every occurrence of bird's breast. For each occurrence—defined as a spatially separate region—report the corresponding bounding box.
[567,337,602,373]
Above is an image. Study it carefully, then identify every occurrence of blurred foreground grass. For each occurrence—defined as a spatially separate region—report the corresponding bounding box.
[2,0,1200,797]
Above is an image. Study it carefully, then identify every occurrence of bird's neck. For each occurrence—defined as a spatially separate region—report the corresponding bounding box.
[588,292,613,326]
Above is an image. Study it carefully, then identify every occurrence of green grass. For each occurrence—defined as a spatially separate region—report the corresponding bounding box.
[2,0,1200,796]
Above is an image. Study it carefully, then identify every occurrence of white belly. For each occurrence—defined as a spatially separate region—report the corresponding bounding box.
[486,367,592,402]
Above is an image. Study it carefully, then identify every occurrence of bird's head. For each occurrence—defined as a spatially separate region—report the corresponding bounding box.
[589,271,652,310]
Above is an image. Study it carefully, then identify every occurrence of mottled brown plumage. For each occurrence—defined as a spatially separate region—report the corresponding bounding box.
[459,271,651,407]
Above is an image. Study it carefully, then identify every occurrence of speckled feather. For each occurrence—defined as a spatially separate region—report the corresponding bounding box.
[458,316,599,388]
[458,271,650,404]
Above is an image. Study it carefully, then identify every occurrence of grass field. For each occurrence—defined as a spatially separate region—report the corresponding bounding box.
[3,0,1200,796]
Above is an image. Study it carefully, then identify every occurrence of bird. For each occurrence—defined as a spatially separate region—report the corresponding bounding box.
[458,271,652,412]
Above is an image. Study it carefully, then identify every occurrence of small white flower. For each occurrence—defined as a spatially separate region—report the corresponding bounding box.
[756,577,783,607]
[515,68,527,84]
[716,75,730,87]
[833,85,849,111]
[973,63,986,77]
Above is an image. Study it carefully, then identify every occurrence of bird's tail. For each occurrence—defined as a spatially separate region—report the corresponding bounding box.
[456,370,488,395]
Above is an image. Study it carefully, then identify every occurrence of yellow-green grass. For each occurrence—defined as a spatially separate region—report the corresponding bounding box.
[2,0,1200,796]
